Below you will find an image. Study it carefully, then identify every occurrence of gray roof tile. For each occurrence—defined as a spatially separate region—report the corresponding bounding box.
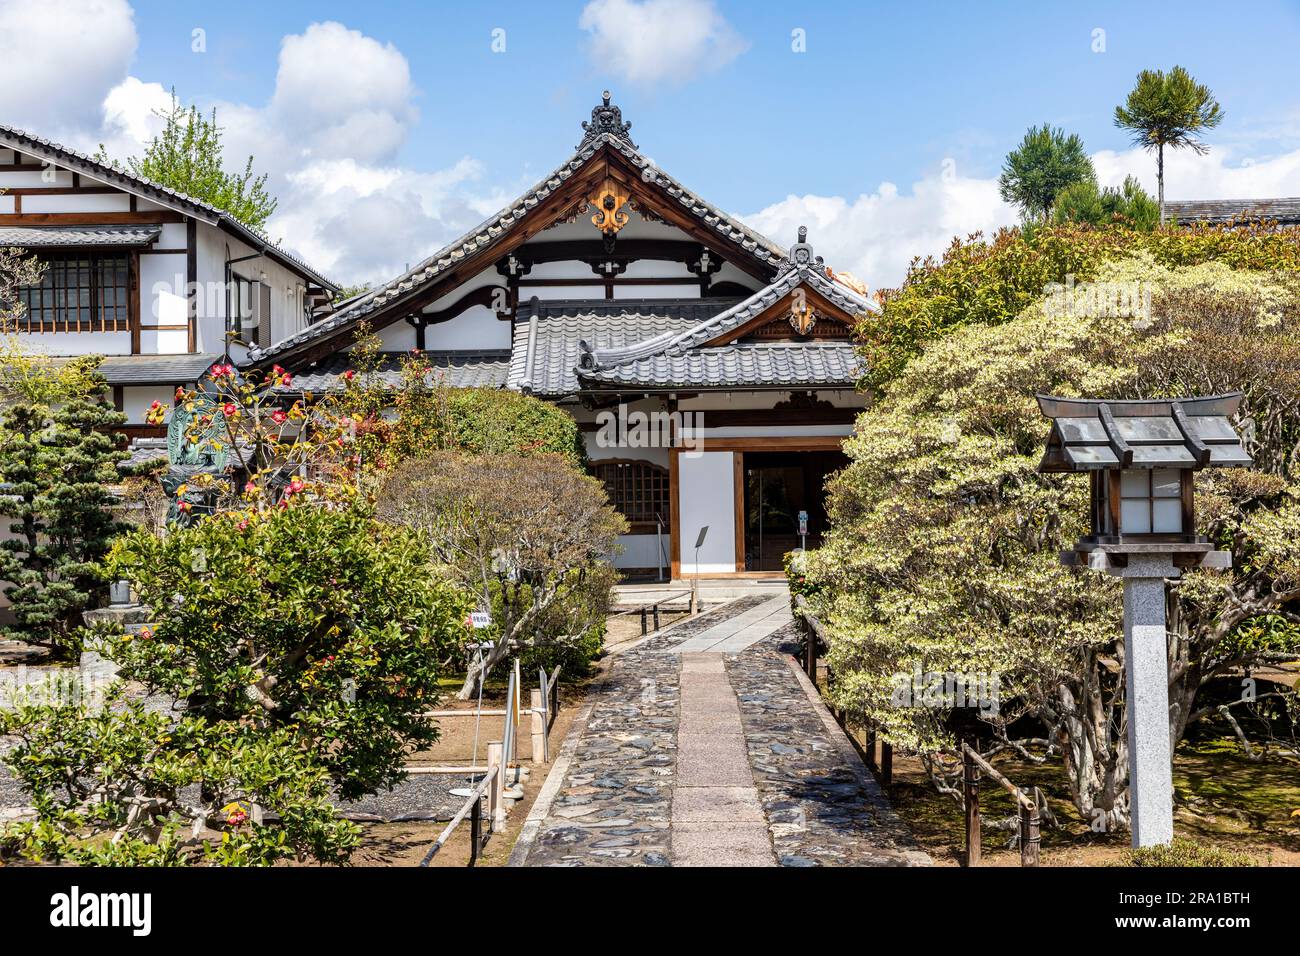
[284,351,512,394]
[0,224,162,247]
[507,298,740,396]
[94,353,220,385]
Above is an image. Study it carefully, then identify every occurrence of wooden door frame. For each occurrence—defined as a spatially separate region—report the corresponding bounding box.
[669,435,848,581]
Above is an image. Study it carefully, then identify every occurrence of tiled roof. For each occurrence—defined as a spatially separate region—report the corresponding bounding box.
[508,298,739,396]
[246,94,789,365]
[577,228,875,390]
[0,224,162,247]
[94,353,220,385]
[284,350,512,394]
[0,125,339,291]
[577,342,864,390]
[119,438,169,471]
[1166,197,1300,226]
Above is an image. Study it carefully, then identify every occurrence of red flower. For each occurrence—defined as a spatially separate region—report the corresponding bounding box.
[280,373,293,388]
[342,370,355,382]
[243,481,257,495]
[287,477,305,495]
[222,402,238,417]
[178,501,192,512]
[271,410,288,425]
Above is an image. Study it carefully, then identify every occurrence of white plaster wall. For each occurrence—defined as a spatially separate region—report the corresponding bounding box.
[120,385,176,424]
[194,222,312,352]
[615,533,669,572]
[678,451,736,575]
[21,194,131,213]
[12,332,132,355]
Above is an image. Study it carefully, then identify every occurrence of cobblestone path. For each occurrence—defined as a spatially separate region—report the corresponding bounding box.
[516,594,930,867]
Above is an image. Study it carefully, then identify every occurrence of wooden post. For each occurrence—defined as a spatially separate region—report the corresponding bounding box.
[468,794,481,867]
[640,606,648,635]
[803,623,816,683]
[864,727,877,770]
[963,747,981,867]
[486,741,505,831]
[653,603,661,631]
[1020,787,1041,867]
[880,741,892,786]
[530,688,545,762]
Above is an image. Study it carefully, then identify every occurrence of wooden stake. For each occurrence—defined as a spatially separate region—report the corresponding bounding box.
[530,688,545,763]
[486,741,505,831]
[1020,787,1041,867]
[963,747,981,867]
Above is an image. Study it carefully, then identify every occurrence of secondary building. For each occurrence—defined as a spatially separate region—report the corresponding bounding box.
[0,124,338,438]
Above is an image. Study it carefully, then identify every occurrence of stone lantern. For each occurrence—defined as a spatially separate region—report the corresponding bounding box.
[1036,392,1252,846]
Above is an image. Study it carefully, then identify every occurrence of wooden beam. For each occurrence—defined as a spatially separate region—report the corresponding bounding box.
[186,219,197,353]
[685,436,848,453]
[129,250,141,354]
[733,451,745,573]
[669,447,681,580]
[0,211,185,225]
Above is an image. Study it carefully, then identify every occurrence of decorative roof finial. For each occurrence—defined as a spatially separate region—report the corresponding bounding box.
[579,90,636,149]
[782,224,820,273]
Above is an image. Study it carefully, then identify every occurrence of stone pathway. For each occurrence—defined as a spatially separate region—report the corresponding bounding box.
[515,594,929,867]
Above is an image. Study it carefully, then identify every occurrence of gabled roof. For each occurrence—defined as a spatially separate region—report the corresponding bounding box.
[574,341,864,391]
[0,124,339,291]
[246,92,789,367]
[576,226,875,390]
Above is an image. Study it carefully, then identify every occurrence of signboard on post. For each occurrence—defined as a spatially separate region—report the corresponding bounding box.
[798,509,809,550]
[467,611,492,630]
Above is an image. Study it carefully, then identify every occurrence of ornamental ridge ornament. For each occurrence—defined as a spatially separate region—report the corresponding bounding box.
[579,91,636,149]
[778,225,824,277]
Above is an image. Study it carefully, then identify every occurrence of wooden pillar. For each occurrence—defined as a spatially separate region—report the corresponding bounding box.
[963,747,981,867]
[530,688,545,763]
[880,741,892,786]
[1020,788,1041,867]
[864,727,877,770]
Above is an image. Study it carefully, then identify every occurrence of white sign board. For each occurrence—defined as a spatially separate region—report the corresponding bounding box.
[798,510,809,536]
[467,611,492,629]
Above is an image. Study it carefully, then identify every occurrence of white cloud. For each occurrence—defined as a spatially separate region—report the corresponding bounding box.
[579,0,747,87]
[1093,143,1300,201]
[741,169,1017,293]
[0,0,137,135]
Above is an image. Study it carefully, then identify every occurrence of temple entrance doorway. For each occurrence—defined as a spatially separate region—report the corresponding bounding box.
[741,450,847,572]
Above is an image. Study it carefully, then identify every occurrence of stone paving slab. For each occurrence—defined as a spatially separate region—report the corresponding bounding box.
[672,821,777,867]
[726,625,931,867]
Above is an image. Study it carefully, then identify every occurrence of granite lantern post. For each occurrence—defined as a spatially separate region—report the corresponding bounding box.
[1036,392,1252,847]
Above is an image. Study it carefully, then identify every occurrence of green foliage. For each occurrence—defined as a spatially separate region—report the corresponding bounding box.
[999,124,1096,222]
[1114,66,1225,156]
[0,691,359,866]
[0,358,127,657]
[377,452,625,698]
[95,90,277,231]
[1114,65,1224,218]
[1054,176,1159,231]
[1119,838,1254,868]
[339,333,585,471]
[863,221,1300,393]
[104,504,470,799]
[811,256,1300,820]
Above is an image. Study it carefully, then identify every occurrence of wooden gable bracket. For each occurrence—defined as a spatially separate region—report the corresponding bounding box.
[700,282,858,348]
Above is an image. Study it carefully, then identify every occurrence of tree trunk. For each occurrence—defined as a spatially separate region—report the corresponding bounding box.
[455,636,511,701]
[1157,143,1165,225]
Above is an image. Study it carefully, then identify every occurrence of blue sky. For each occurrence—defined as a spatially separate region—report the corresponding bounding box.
[4,0,1299,286]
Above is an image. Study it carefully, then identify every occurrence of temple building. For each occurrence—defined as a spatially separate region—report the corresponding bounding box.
[249,94,875,580]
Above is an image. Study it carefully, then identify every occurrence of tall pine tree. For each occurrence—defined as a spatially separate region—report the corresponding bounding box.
[0,360,128,659]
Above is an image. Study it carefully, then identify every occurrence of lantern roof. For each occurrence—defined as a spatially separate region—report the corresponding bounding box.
[1036,392,1253,472]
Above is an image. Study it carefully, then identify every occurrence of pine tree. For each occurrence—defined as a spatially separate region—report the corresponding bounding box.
[0,365,128,658]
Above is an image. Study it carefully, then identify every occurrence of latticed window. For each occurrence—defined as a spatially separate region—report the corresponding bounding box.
[16,252,131,333]
[593,459,669,530]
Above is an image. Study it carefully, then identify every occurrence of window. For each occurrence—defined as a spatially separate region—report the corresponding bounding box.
[234,278,272,346]
[16,252,131,332]
[593,459,669,530]
[1119,468,1183,534]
